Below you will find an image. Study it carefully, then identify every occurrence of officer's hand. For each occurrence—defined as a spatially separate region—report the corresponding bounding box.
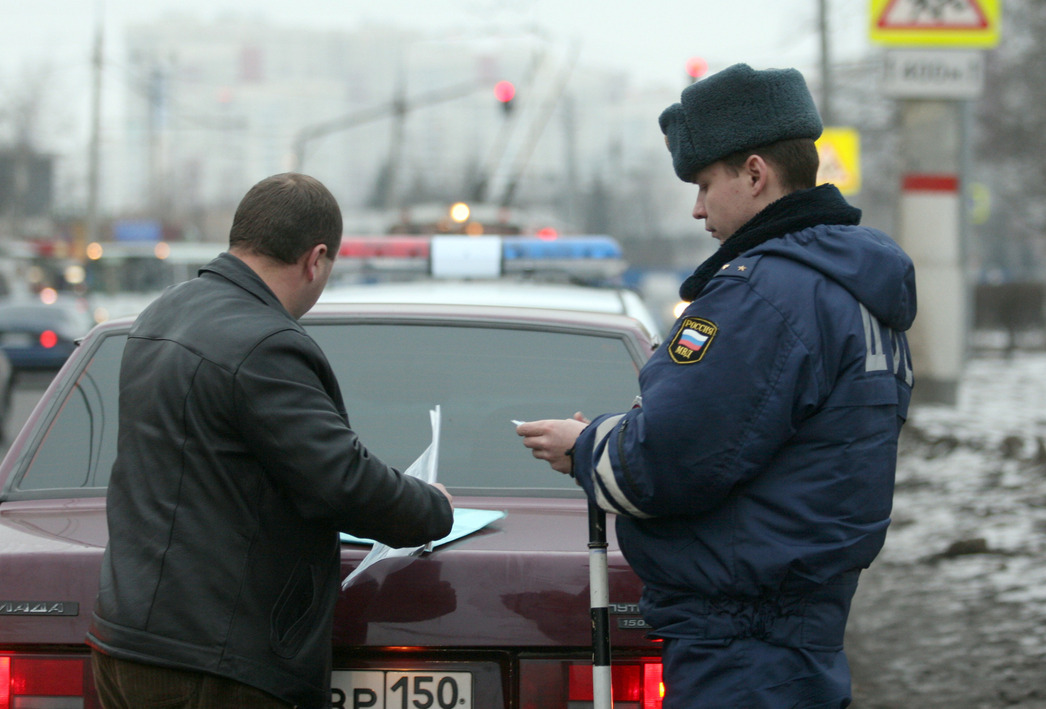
[516,415,589,475]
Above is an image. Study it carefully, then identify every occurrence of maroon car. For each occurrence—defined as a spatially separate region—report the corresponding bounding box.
[0,302,663,708]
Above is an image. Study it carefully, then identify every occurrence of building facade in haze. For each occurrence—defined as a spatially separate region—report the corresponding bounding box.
[116,14,690,240]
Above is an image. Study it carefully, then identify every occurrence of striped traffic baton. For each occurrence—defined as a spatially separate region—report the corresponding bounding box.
[588,499,613,709]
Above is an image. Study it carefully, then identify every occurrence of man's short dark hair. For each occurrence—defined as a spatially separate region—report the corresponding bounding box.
[720,138,820,193]
[229,173,342,264]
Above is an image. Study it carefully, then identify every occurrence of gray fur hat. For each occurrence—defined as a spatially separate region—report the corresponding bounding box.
[658,63,823,181]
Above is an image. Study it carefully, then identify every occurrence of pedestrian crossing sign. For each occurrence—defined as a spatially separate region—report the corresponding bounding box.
[869,0,1000,48]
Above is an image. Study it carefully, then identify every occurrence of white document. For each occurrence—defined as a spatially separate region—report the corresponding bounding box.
[340,508,506,548]
[342,406,441,589]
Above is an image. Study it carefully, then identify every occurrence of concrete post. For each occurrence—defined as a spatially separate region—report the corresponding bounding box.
[895,99,966,405]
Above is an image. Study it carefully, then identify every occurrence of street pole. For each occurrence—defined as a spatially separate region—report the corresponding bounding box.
[818,0,834,124]
[85,15,104,258]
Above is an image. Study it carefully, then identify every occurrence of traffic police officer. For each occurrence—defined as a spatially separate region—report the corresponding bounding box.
[518,63,916,708]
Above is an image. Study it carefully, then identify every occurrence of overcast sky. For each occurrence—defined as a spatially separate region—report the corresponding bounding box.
[2,0,874,84]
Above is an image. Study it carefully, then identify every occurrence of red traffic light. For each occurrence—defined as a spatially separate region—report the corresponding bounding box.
[493,80,516,103]
[685,57,708,80]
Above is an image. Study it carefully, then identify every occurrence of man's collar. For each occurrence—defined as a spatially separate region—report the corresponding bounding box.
[200,252,291,316]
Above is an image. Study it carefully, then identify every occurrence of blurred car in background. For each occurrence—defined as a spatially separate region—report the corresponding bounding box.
[0,296,95,371]
[0,301,664,708]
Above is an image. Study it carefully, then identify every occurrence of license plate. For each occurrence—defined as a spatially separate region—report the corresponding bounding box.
[331,670,472,709]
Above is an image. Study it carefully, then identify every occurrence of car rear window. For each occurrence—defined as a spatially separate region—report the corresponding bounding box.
[9,319,641,498]
[14,332,126,494]
[309,321,641,496]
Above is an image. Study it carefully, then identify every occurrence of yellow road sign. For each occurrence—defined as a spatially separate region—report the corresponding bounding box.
[816,128,861,196]
[968,182,991,225]
[869,0,1000,48]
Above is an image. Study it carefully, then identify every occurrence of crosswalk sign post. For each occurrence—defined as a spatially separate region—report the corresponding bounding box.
[869,0,1000,404]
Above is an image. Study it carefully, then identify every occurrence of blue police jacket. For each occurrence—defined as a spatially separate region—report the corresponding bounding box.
[571,185,916,651]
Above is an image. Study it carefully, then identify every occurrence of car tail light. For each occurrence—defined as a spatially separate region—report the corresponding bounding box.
[39,330,59,349]
[519,658,663,709]
[0,655,87,709]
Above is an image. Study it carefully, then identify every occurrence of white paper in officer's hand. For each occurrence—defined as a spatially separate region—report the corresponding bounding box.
[341,405,440,589]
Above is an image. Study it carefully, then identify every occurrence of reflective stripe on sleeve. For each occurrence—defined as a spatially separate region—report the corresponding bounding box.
[591,413,652,519]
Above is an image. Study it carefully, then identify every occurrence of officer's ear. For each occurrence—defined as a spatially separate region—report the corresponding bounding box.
[743,155,770,195]
[744,154,789,202]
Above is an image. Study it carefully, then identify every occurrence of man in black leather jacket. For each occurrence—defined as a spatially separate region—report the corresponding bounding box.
[86,173,455,709]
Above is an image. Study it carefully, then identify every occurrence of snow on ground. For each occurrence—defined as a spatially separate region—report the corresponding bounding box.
[847,346,1046,708]
[889,349,1046,569]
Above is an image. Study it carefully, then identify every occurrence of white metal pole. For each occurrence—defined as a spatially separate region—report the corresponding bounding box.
[588,500,613,709]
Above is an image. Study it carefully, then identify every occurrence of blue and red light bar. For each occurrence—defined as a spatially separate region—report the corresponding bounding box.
[339,236,431,260]
[335,234,625,280]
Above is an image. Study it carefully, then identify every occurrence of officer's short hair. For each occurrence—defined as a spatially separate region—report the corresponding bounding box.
[719,138,820,192]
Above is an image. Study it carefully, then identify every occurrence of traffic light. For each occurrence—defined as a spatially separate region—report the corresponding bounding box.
[685,57,708,82]
[493,80,516,114]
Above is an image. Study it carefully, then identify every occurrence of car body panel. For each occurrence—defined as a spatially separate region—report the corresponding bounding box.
[0,496,651,651]
[0,498,105,647]
[335,496,648,649]
[319,280,664,342]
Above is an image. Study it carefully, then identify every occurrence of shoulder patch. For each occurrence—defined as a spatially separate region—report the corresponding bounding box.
[668,316,718,364]
[713,255,759,280]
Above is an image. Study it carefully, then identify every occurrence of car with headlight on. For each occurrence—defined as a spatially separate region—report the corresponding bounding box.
[0,300,664,708]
